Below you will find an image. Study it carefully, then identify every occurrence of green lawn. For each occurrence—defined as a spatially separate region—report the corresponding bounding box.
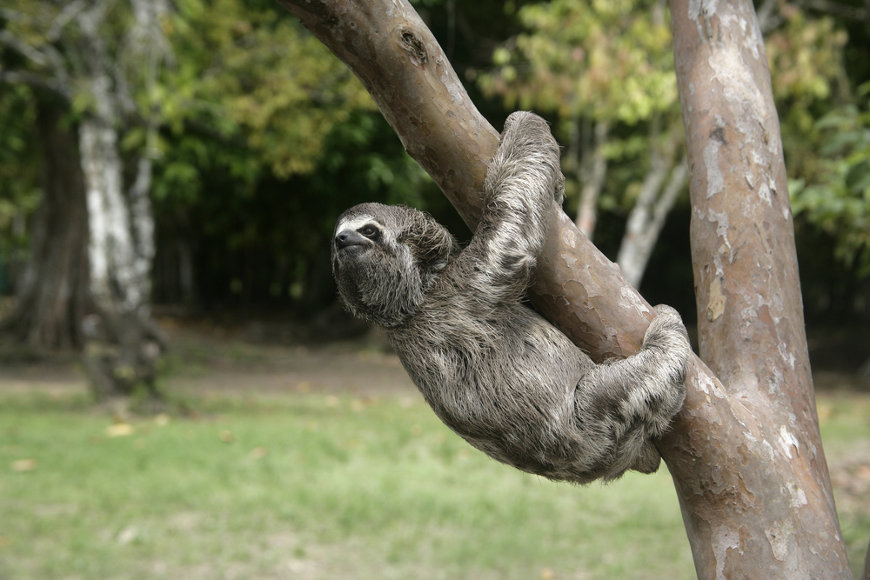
[1,387,868,579]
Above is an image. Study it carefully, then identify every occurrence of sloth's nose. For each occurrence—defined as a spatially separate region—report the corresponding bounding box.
[335,229,367,249]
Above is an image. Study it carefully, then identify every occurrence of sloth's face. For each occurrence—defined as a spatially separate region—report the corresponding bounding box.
[331,211,384,304]
[331,204,420,326]
[331,207,403,285]
[332,212,385,258]
[331,202,456,327]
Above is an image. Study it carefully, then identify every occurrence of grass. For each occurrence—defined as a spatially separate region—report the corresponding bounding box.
[1,386,868,579]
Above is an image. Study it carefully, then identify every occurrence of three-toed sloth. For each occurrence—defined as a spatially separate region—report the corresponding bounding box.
[331,111,689,484]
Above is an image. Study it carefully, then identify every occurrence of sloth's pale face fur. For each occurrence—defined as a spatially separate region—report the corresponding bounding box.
[331,112,689,484]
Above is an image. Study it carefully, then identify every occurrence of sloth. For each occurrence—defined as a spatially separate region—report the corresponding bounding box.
[331,111,690,483]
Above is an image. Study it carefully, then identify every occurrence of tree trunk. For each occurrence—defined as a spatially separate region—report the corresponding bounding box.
[616,157,687,288]
[80,117,152,312]
[616,115,687,288]
[280,0,850,576]
[79,115,165,401]
[0,0,168,398]
[572,119,608,239]
[668,0,848,575]
[0,99,91,350]
[74,0,166,401]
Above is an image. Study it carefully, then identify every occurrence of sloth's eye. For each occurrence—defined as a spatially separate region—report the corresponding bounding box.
[359,225,380,240]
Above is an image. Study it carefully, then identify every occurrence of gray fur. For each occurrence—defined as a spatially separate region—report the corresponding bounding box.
[331,111,690,483]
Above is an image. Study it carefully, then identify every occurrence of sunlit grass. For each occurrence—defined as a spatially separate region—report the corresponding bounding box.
[817,389,870,575]
[1,389,867,579]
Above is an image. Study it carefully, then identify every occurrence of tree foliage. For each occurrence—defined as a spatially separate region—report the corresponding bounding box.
[159,0,375,183]
[479,0,676,123]
[473,0,862,294]
[0,86,38,291]
[0,0,866,320]
[478,0,681,210]
[791,94,870,277]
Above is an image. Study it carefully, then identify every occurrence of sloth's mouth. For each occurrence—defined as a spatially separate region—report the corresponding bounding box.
[336,242,369,254]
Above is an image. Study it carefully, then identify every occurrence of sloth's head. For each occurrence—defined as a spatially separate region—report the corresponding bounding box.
[331,203,459,327]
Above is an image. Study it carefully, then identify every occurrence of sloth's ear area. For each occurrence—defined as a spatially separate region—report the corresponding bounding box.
[398,212,460,275]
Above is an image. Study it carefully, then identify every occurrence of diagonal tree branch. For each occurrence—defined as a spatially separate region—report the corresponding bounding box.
[0,70,70,98]
[278,1,850,576]
[0,29,51,67]
[279,0,655,357]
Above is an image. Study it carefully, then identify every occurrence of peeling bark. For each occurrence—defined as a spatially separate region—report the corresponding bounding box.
[669,0,848,575]
[279,1,850,576]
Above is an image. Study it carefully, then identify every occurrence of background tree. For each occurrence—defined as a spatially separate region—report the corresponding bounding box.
[278,0,851,576]
[149,0,392,315]
[5,0,858,331]
[478,0,684,288]
[0,0,171,398]
[2,97,90,351]
[476,0,851,290]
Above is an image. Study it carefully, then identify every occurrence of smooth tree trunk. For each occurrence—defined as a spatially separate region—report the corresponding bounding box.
[1,100,91,350]
[79,113,165,401]
[279,0,850,577]
[616,157,687,288]
[75,0,166,400]
[80,117,153,312]
[571,119,609,239]
[616,116,687,288]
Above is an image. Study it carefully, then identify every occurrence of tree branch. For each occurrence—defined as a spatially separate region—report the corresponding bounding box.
[0,70,70,99]
[46,0,88,42]
[0,20,72,92]
[279,1,850,576]
[279,0,654,357]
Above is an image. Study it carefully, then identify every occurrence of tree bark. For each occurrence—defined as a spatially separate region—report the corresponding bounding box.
[0,99,91,350]
[668,0,849,575]
[74,0,167,401]
[279,0,850,576]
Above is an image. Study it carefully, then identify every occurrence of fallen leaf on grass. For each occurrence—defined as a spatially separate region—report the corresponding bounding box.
[106,423,134,437]
[816,403,833,421]
[11,459,37,472]
[117,526,139,545]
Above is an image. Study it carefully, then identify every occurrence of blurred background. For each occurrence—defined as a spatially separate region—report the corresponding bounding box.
[0,1,867,578]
